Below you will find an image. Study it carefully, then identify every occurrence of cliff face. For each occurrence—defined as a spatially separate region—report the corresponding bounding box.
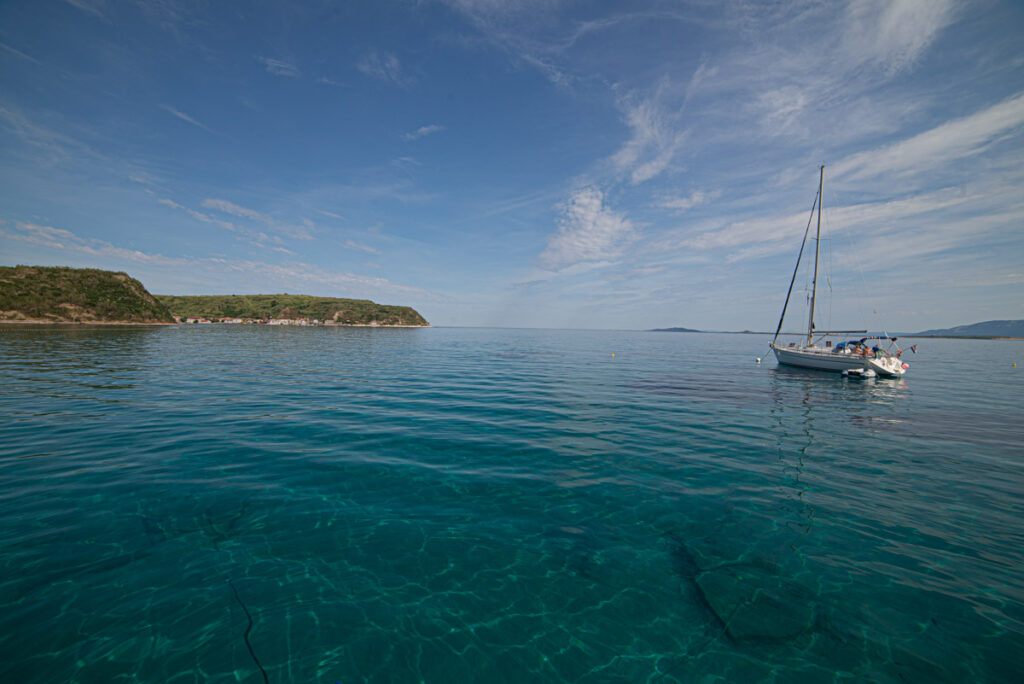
[0,265,174,323]
[155,294,429,326]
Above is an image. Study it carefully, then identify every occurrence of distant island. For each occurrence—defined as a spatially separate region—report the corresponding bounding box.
[0,265,429,327]
[913,320,1024,338]
[0,265,174,323]
[646,321,1024,339]
[157,294,429,326]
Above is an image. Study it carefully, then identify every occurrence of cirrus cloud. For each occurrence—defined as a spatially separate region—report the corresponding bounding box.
[403,124,444,141]
[540,187,636,270]
[357,51,412,87]
[832,90,1024,181]
[257,56,301,78]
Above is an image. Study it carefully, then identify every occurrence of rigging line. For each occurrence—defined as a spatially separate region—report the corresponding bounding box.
[824,179,865,332]
[772,189,820,344]
[826,179,890,339]
[229,579,270,684]
[826,225,833,332]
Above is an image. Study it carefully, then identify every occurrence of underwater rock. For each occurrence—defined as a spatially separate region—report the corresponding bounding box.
[668,532,817,645]
[694,562,816,643]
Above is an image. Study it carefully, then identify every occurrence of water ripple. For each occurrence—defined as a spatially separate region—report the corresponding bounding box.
[1,325,1022,682]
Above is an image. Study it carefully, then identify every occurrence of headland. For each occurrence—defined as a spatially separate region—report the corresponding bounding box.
[0,266,429,327]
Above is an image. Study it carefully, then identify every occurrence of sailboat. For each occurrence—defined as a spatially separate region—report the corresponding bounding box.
[769,166,908,377]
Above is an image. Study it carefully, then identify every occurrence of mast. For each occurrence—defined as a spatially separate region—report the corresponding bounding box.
[807,165,824,346]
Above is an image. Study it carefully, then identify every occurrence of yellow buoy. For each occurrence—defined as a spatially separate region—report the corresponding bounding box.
[611,353,615,357]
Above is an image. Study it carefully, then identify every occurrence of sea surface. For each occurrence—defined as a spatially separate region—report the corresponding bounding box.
[1,325,1022,683]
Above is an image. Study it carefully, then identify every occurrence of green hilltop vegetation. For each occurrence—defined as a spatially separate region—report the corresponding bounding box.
[156,294,429,326]
[0,265,174,323]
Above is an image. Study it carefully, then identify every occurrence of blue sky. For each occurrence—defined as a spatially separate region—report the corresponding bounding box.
[2,0,1022,330]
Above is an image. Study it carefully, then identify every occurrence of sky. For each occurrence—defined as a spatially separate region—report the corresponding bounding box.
[1,0,1023,331]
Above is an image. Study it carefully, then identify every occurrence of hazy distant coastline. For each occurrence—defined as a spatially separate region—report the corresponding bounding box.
[649,322,1024,341]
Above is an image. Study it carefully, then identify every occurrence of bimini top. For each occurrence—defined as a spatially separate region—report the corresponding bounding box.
[836,336,899,348]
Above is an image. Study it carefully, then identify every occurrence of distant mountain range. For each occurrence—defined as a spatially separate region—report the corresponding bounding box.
[914,320,1024,338]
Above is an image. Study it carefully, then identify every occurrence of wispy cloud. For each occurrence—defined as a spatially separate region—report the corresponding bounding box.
[836,203,1024,275]
[0,105,100,160]
[202,198,315,241]
[611,84,687,185]
[0,41,41,64]
[454,187,562,224]
[403,124,444,141]
[64,0,105,19]
[202,198,272,224]
[659,190,717,212]
[1,221,426,299]
[217,259,426,297]
[678,186,984,263]
[841,0,957,75]
[438,0,581,89]
[257,56,301,78]
[342,239,381,255]
[755,85,808,136]
[128,172,159,187]
[695,0,958,147]
[357,51,412,87]
[161,197,305,245]
[159,104,214,133]
[278,219,316,241]
[517,52,574,90]
[159,198,243,234]
[832,91,1024,181]
[2,221,186,266]
[540,187,636,270]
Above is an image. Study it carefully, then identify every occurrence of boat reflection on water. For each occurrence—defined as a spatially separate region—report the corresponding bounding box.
[770,362,908,405]
[766,363,911,518]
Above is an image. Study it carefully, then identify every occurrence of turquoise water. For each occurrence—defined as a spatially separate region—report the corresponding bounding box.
[1,325,1022,682]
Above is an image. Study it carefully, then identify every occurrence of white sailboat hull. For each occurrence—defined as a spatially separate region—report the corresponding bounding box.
[769,166,909,378]
[770,343,871,372]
